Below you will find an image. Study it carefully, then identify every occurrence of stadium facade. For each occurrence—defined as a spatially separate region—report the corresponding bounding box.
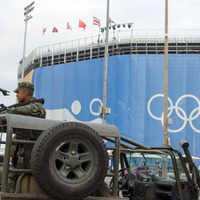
[18,29,200,158]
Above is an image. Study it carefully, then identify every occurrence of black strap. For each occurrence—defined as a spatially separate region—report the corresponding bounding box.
[0,98,45,112]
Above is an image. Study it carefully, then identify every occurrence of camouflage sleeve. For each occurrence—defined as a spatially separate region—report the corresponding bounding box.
[1,103,46,118]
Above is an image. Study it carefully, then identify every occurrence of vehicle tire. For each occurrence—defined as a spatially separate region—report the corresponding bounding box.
[31,122,108,200]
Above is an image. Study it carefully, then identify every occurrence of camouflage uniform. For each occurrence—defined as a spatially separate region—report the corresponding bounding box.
[1,96,46,118]
[0,82,46,192]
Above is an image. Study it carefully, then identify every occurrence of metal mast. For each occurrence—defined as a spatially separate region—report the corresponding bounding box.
[21,1,35,81]
[102,0,110,124]
[163,0,169,147]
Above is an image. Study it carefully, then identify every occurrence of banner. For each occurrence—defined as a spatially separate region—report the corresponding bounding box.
[31,54,200,156]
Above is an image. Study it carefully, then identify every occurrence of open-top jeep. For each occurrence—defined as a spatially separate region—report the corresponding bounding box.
[0,114,199,200]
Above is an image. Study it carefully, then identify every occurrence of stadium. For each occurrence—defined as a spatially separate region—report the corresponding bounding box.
[17,28,200,158]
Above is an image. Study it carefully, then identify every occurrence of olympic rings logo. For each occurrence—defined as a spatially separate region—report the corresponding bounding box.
[147,94,200,133]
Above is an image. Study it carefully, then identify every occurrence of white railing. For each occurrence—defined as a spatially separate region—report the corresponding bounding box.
[18,29,200,79]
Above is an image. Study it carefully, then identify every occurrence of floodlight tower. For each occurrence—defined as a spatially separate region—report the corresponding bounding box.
[21,1,35,81]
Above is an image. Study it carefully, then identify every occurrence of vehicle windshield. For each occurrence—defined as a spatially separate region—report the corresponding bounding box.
[124,152,186,181]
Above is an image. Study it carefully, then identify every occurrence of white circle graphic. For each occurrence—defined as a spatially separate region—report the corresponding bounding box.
[175,94,200,121]
[90,98,103,116]
[147,94,173,120]
[71,100,81,115]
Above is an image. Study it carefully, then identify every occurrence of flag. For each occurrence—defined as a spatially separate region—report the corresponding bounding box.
[109,17,115,24]
[42,28,46,35]
[79,20,86,30]
[67,22,72,30]
[52,27,58,33]
[93,16,101,27]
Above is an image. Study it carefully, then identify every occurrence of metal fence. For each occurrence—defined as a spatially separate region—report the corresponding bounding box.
[18,29,200,80]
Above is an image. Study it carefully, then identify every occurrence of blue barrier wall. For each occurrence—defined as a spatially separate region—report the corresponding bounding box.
[32,54,200,155]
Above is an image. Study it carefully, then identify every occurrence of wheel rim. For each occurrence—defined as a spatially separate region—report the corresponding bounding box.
[52,138,95,184]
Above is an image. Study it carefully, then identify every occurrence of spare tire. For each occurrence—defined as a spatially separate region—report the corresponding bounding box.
[31,122,108,200]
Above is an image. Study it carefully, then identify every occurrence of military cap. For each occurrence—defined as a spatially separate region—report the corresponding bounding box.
[14,82,34,93]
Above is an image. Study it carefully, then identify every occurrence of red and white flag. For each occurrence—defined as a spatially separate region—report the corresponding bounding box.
[67,22,72,30]
[52,27,58,33]
[42,28,46,35]
[79,20,86,30]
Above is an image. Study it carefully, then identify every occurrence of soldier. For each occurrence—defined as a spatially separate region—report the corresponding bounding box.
[0,82,46,192]
[0,82,45,117]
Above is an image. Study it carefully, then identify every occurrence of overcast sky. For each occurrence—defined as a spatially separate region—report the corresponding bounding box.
[1,0,200,105]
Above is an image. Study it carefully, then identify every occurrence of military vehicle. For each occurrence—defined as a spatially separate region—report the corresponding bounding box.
[0,114,199,200]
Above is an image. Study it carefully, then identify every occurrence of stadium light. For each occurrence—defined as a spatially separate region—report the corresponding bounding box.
[112,25,116,30]
[21,1,35,81]
[128,23,132,28]
[101,22,133,33]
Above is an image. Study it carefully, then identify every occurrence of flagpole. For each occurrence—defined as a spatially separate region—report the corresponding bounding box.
[98,26,100,43]
[77,21,80,61]
[41,28,44,66]
[65,22,68,42]
[41,28,43,46]
[65,24,67,63]
[102,0,110,124]
[52,29,54,66]
[91,16,93,39]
